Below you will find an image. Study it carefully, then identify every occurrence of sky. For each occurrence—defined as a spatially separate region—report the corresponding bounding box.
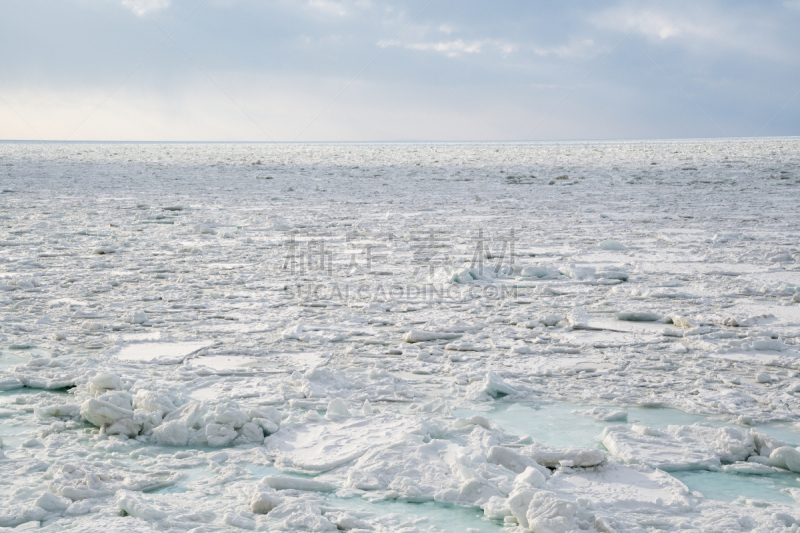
[1,0,799,141]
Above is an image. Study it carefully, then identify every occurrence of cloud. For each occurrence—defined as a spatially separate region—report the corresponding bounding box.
[381,38,517,57]
[304,0,373,17]
[2,0,798,140]
[383,36,594,60]
[591,1,791,61]
[530,39,598,59]
[120,0,170,16]
[784,0,800,11]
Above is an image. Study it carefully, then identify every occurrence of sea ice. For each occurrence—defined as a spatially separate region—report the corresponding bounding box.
[2,140,800,531]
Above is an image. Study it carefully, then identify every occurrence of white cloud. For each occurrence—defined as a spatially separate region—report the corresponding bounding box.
[307,0,346,16]
[121,0,170,16]
[304,0,372,17]
[531,39,598,59]
[381,38,517,58]
[591,1,790,61]
[408,39,483,56]
[784,1,800,12]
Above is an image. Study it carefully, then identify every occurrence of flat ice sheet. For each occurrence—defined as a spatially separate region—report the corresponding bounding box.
[111,341,214,364]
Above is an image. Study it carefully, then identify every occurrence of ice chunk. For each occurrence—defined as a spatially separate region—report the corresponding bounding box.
[487,446,548,477]
[325,398,351,420]
[756,372,774,383]
[713,233,739,242]
[268,499,338,531]
[768,447,800,472]
[720,462,778,475]
[453,268,475,284]
[249,406,281,427]
[260,475,336,492]
[444,340,487,351]
[361,399,374,416]
[46,462,178,501]
[267,415,418,473]
[598,240,627,250]
[573,407,628,422]
[0,377,24,391]
[520,265,556,278]
[507,488,536,528]
[559,265,595,280]
[601,424,755,471]
[330,513,370,530]
[224,513,256,530]
[35,404,81,418]
[80,398,133,427]
[538,314,562,327]
[671,316,697,329]
[753,431,787,457]
[205,423,238,447]
[152,420,190,446]
[122,310,147,324]
[453,415,492,430]
[526,447,605,468]
[526,490,576,533]
[596,266,629,281]
[616,311,661,322]
[106,418,142,437]
[750,337,786,352]
[402,330,460,343]
[670,425,755,463]
[662,327,685,337]
[213,401,249,428]
[162,400,207,428]
[514,466,547,488]
[34,492,70,512]
[510,341,531,354]
[88,373,122,392]
[112,340,213,364]
[116,490,167,521]
[250,491,282,514]
[464,372,518,400]
[132,390,176,415]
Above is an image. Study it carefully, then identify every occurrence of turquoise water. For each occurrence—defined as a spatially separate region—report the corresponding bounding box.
[673,470,800,504]
[0,349,33,371]
[456,401,800,505]
[247,464,281,477]
[453,402,715,449]
[151,468,216,494]
[751,422,800,447]
[454,402,800,450]
[330,496,504,533]
[0,418,40,447]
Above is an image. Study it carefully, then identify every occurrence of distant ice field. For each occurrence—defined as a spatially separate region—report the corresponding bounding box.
[1,139,800,531]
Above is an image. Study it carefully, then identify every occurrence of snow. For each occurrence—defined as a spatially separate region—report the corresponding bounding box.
[112,340,214,364]
[1,139,800,531]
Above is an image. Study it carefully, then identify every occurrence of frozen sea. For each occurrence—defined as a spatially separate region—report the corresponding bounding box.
[1,139,800,532]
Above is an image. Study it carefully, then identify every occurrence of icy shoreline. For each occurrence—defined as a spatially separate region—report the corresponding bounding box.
[1,139,800,531]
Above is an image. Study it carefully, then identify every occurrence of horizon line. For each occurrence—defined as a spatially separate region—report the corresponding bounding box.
[0,135,798,145]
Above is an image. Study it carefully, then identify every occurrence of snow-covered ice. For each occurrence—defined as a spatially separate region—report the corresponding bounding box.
[1,139,800,531]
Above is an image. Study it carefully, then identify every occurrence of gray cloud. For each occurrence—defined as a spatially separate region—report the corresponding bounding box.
[0,0,798,140]
[121,0,172,16]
